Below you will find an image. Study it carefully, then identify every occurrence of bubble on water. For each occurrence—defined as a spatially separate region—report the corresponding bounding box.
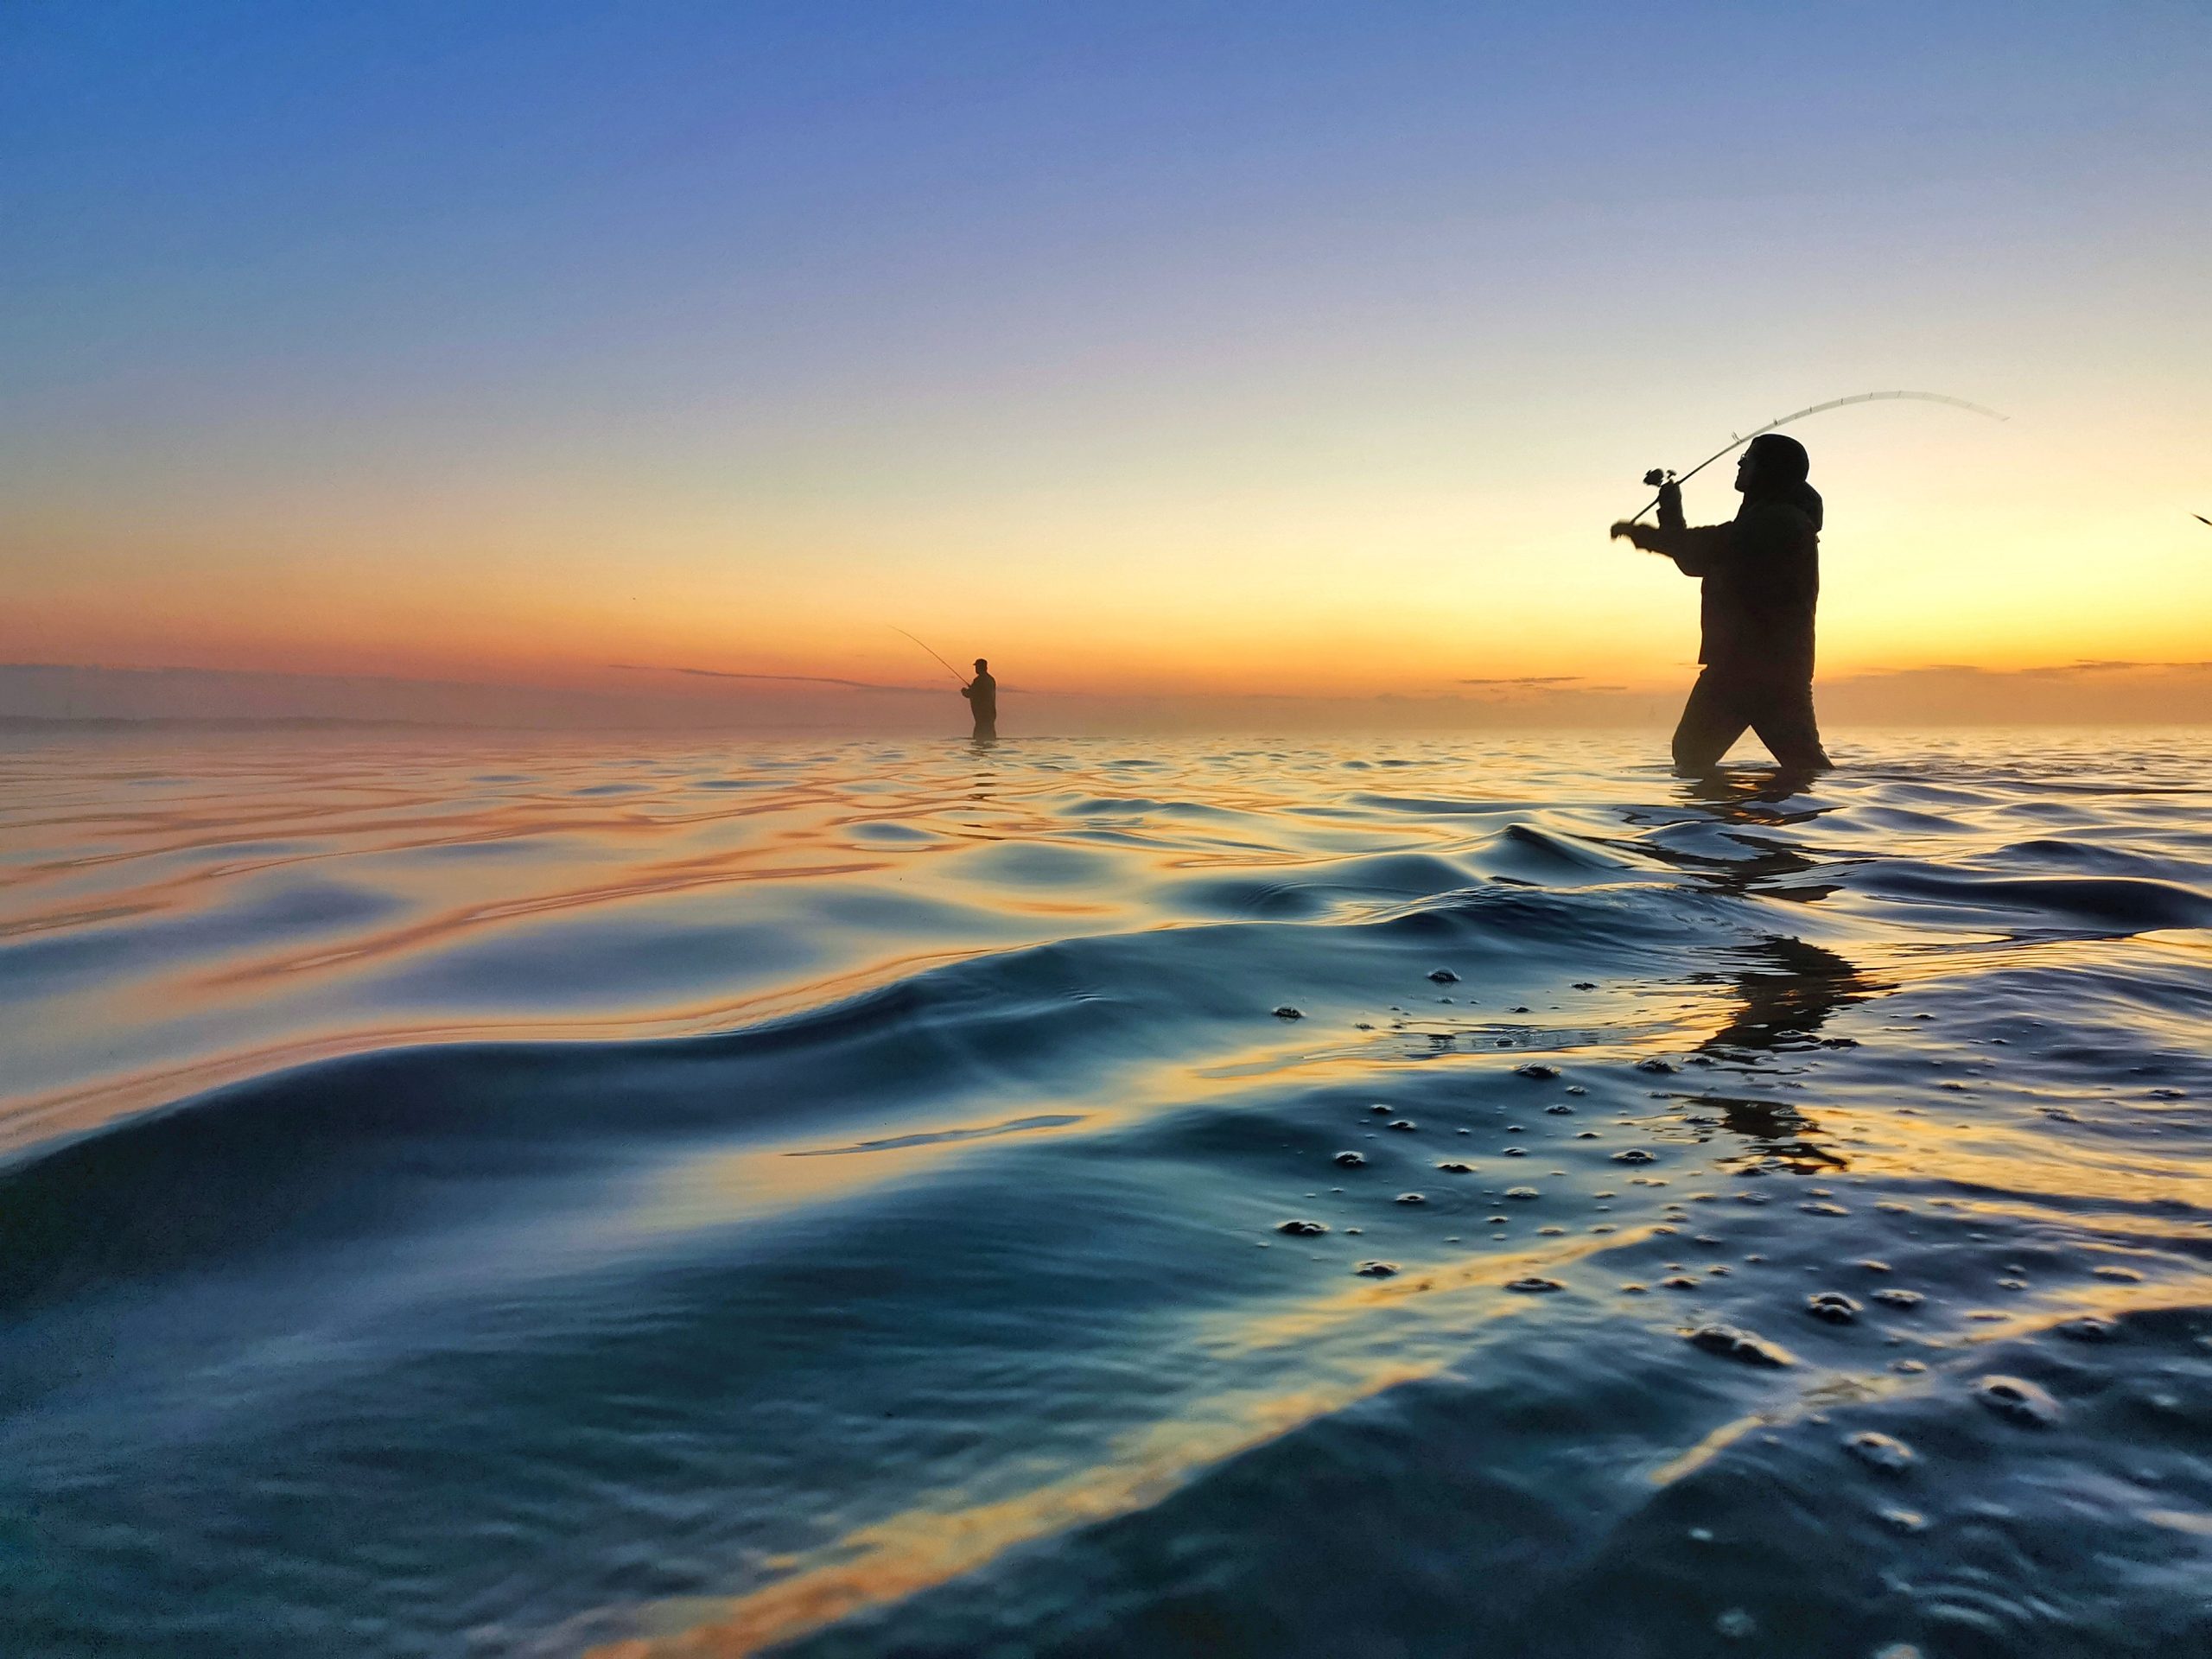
[1859,1260,1893,1273]
[1388,1119,1418,1132]
[1510,1005,1531,1014]
[1565,1084,1587,1096]
[1715,1607,1757,1639]
[1872,1288,1924,1310]
[1997,1277,2028,1290]
[1688,1324,1796,1367]
[1538,1225,1565,1236]
[2092,1265,2143,1281]
[1505,1185,1540,1200]
[1637,1058,1677,1074]
[1487,1216,1509,1224]
[1546,1103,1575,1115]
[1334,1151,1368,1167]
[1661,1275,1700,1290]
[1427,968,1459,983]
[1845,1431,1915,1473]
[1878,1514,1928,1540]
[1976,1374,2061,1426]
[1802,1201,1852,1217]
[1807,1292,1862,1325]
[1395,1192,1427,1205]
[1892,1358,1927,1374]
[1369,1103,1394,1115]
[1620,1281,1648,1293]
[1505,1275,1563,1294]
[1354,1261,1400,1278]
[1572,982,1598,991]
[1613,1148,1656,1164]
[1272,1006,1304,1020]
[2056,1315,2117,1341]
[1516,1063,1560,1080]
[1345,1227,1363,1236]
[1435,1161,1476,1174]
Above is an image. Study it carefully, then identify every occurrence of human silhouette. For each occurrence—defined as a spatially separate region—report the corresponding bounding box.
[961,658,997,738]
[1611,433,1833,772]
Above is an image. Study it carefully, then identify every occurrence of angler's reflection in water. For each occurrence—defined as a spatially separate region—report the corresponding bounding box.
[1614,767,1842,900]
[1699,935,1882,1058]
[1652,767,1885,1171]
[1688,937,1886,1177]
[1681,765,1831,813]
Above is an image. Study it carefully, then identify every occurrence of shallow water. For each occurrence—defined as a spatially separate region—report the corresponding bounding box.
[3,728,2210,1658]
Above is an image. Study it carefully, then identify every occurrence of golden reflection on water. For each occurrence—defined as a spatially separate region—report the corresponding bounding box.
[582,1368,1432,1659]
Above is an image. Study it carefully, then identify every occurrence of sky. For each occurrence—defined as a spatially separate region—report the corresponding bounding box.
[3,1,2209,725]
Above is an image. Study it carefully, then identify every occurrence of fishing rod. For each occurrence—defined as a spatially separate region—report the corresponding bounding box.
[1625,390,2008,524]
[889,626,970,685]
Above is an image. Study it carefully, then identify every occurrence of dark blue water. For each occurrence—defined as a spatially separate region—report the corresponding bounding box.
[3,731,2209,1656]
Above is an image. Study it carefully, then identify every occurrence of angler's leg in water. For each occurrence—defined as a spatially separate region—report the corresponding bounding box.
[1671,669,1752,772]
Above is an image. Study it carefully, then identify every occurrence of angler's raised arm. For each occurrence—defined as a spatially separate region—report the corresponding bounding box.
[1611,481,1731,572]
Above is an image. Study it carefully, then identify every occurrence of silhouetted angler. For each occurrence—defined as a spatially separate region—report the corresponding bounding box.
[962,658,997,737]
[1611,433,1833,772]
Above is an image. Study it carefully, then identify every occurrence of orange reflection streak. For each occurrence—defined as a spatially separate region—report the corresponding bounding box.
[581,1371,1426,1659]
[588,1241,2212,1659]
[580,1223,1669,1657]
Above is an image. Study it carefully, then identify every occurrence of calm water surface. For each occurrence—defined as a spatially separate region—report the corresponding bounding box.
[3,728,2209,1657]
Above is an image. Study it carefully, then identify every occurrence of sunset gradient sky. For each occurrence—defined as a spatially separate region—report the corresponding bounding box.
[4,2,2209,721]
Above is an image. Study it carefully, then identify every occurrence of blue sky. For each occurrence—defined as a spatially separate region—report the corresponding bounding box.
[3,2,2208,707]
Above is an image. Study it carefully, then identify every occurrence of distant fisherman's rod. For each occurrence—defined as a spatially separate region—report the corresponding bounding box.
[889,626,969,684]
[1625,390,2007,524]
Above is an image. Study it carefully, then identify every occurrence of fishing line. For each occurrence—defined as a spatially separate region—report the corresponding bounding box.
[889,626,970,684]
[1625,390,2007,524]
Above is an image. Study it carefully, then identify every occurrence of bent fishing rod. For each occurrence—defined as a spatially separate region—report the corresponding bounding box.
[889,626,970,685]
[1624,390,2007,524]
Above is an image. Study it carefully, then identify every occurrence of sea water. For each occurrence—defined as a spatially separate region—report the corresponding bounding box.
[2,728,2208,1657]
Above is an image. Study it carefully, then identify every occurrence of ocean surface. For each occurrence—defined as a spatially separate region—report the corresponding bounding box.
[3,728,2209,1658]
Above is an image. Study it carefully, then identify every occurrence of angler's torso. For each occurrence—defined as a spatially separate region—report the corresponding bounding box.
[968,674,997,719]
[1700,502,1820,679]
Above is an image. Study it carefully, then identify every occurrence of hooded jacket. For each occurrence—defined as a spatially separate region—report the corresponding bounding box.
[1651,438,1822,680]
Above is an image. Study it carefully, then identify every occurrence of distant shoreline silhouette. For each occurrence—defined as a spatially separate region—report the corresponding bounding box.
[1611,432,1833,773]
